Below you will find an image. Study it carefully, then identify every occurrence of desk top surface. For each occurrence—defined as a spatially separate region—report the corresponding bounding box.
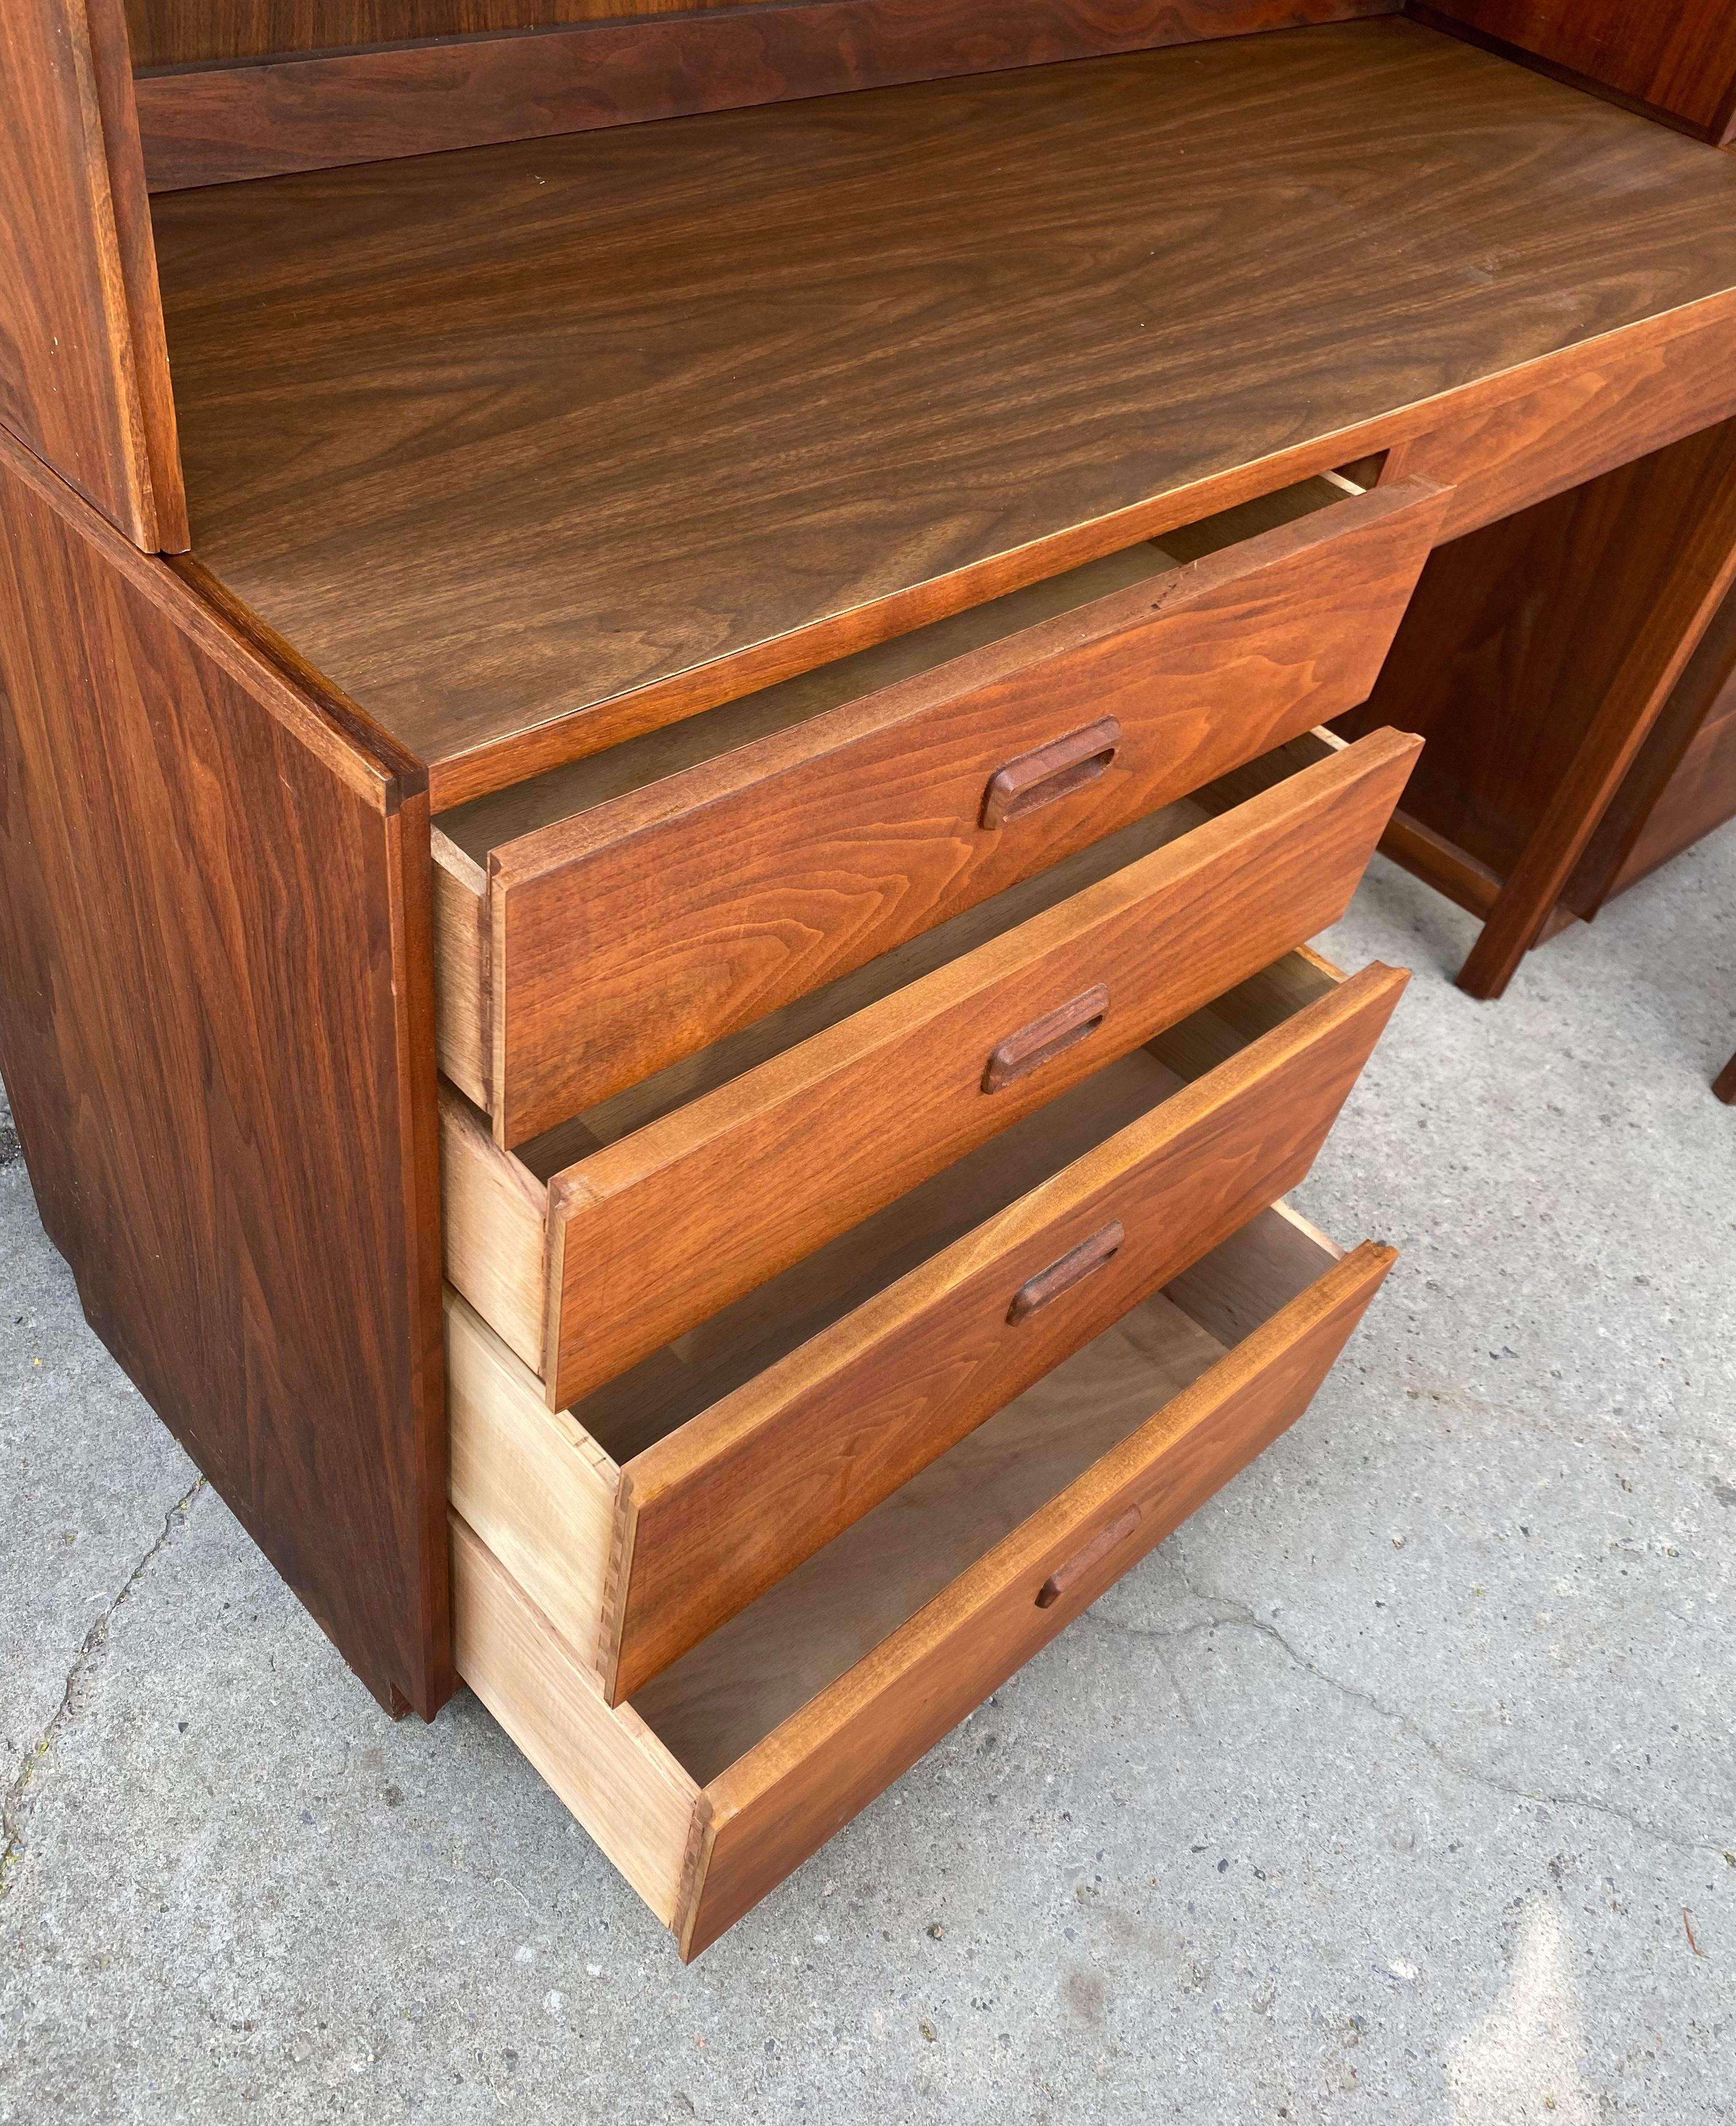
[152,16,1736,800]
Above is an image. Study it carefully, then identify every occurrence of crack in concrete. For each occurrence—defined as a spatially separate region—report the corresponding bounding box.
[1,1475,206,1900]
[1083,1562,1732,1865]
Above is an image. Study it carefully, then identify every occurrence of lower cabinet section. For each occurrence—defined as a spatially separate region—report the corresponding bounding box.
[452,1202,1394,1959]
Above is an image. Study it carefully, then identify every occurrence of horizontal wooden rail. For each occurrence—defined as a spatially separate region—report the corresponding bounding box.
[135,0,1398,192]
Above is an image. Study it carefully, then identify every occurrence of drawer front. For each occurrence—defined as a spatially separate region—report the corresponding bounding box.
[542,726,1419,1408]
[603,961,1406,1702]
[678,1237,1394,1958]
[487,478,1447,1142]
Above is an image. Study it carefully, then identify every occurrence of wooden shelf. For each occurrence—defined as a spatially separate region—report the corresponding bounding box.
[150,15,1736,802]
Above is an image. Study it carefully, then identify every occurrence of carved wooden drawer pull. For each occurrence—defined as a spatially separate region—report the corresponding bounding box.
[1006,1219,1125,1326]
[982,983,1110,1093]
[1036,1506,1144,1608]
[981,718,1122,830]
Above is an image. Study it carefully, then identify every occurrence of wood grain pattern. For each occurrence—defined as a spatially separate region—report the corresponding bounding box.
[497,732,1404,1165]
[450,1199,1394,1955]
[1416,0,1736,140]
[430,488,1207,1095]
[431,835,490,1108]
[679,1238,1394,1957]
[567,1052,1193,1465]
[133,0,1396,190]
[603,963,1406,1703]
[539,730,1417,1405]
[439,943,1339,1682]
[502,787,1222,1171]
[84,0,188,549]
[450,1202,1392,1953]
[1386,294,1736,545]
[1376,806,1505,922]
[450,1513,702,1929]
[148,19,1736,803]
[642,1294,1233,1780]
[1605,695,1736,901]
[0,432,447,1717]
[0,0,185,548]
[463,478,1443,1130]
[559,958,1335,1431]
[1160,1198,1345,1348]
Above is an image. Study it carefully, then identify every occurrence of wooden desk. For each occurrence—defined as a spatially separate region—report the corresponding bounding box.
[6,0,1736,1953]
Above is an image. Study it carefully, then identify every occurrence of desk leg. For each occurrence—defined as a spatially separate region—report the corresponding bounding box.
[1345,417,1736,1001]
[1459,430,1736,998]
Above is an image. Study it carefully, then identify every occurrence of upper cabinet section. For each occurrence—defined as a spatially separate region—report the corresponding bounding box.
[0,0,186,549]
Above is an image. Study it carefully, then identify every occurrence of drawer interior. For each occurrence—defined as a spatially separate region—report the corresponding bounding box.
[505,727,1349,1183]
[630,1195,1345,1782]
[566,948,1338,1467]
[437,724,1371,1389]
[452,1183,1393,1953]
[447,926,1398,1704]
[433,469,1373,868]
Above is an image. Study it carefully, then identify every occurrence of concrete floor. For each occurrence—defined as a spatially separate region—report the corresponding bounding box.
[3,832,1734,2125]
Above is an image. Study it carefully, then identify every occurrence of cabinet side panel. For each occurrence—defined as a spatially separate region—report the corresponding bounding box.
[1416,1,1736,140]
[0,437,449,1717]
[0,0,183,548]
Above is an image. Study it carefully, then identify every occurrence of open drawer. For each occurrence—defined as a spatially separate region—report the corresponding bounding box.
[433,471,1445,1144]
[449,940,1405,1703]
[441,725,1419,1408]
[453,1196,1394,1960]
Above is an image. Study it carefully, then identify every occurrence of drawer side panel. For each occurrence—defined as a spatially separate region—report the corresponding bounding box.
[450,1515,699,1928]
[447,1291,619,1670]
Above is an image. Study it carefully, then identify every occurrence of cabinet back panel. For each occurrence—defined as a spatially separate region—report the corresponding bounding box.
[125,0,753,67]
